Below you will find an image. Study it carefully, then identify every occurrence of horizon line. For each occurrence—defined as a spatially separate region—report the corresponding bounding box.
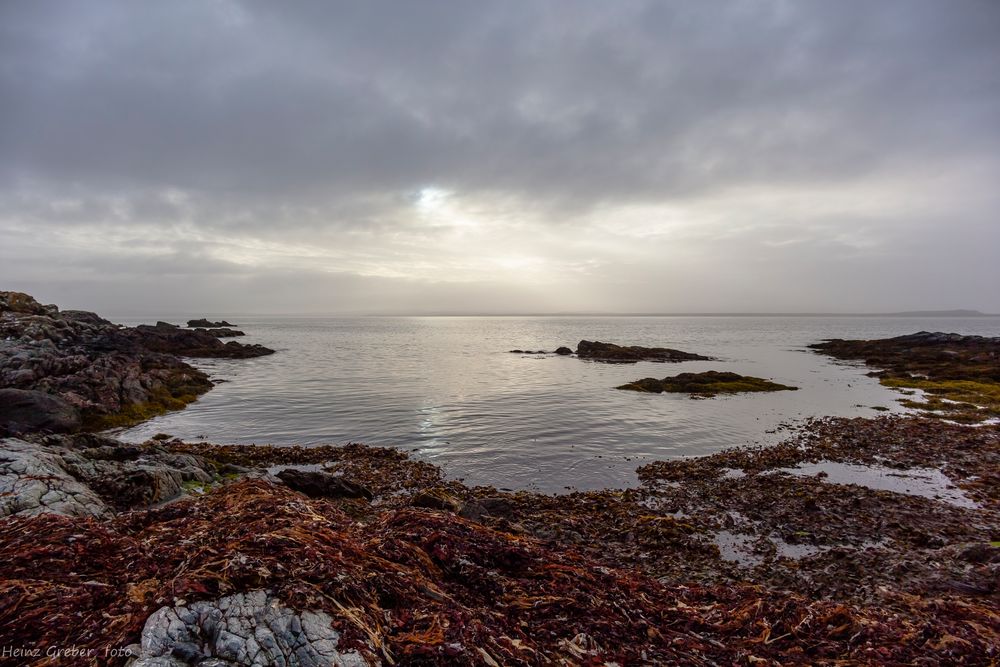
[106,309,1000,319]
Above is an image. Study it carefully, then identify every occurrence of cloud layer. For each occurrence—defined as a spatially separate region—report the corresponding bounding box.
[2,0,998,314]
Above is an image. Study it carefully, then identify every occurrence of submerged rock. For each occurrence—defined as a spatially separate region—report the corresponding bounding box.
[575,339,711,363]
[617,370,797,397]
[133,590,372,667]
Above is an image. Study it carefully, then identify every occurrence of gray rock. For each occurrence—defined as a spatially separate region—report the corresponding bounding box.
[0,388,81,435]
[132,590,376,667]
[0,437,109,518]
[0,435,220,516]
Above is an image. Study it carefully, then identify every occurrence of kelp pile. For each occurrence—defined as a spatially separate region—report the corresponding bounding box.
[810,331,1000,423]
[2,476,998,666]
[1,415,998,665]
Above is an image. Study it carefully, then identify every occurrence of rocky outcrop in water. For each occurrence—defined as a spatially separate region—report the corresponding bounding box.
[195,327,246,337]
[0,291,274,434]
[811,331,1000,423]
[575,339,711,363]
[188,318,236,328]
[617,370,797,397]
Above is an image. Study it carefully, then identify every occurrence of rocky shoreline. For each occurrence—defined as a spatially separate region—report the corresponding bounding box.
[0,292,273,435]
[0,295,998,665]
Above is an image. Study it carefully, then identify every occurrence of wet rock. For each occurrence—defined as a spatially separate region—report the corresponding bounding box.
[133,590,373,667]
[194,327,246,337]
[132,324,273,358]
[555,346,573,355]
[575,340,711,363]
[276,468,373,500]
[0,388,81,435]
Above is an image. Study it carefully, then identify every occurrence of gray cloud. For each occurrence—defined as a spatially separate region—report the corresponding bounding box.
[1,0,998,313]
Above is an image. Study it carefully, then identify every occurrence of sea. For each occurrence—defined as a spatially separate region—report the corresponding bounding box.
[110,316,1000,492]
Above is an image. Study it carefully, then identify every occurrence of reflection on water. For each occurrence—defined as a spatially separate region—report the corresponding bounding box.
[113,316,999,492]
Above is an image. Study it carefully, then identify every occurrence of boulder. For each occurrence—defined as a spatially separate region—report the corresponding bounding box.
[0,434,218,515]
[555,346,573,355]
[0,438,110,518]
[133,590,373,667]
[0,388,81,436]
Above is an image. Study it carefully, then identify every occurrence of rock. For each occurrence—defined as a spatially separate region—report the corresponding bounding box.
[0,291,54,315]
[0,388,81,436]
[459,496,513,521]
[0,437,110,518]
[0,291,276,434]
[100,467,184,509]
[276,468,373,500]
[0,434,218,515]
[133,324,273,358]
[616,371,797,396]
[195,327,246,337]
[411,488,462,512]
[555,346,573,355]
[575,340,711,363]
[132,590,374,667]
[187,318,236,328]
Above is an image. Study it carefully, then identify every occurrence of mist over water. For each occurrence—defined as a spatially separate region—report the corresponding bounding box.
[114,317,999,492]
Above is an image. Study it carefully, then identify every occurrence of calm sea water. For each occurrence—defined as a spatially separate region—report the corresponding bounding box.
[113,316,999,492]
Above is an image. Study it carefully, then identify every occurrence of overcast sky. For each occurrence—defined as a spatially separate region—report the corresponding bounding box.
[1,1,998,315]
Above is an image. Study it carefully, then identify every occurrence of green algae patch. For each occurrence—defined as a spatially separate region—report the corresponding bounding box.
[617,371,797,397]
[883,378,1000,423]
[81,384,207,431]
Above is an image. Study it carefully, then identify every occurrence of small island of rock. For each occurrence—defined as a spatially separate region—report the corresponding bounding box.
[575,339,712,363]
[617,370,797,397]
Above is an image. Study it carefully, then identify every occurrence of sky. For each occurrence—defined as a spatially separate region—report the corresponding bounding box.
[1,0,999,315]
